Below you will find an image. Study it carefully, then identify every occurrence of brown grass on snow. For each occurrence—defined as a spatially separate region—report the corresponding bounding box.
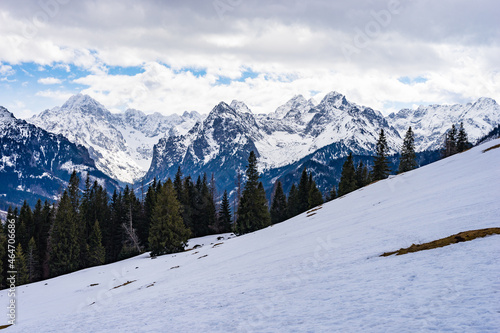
[380,228,500,257]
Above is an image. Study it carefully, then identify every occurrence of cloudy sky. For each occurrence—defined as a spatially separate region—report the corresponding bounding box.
[0,0,498,118]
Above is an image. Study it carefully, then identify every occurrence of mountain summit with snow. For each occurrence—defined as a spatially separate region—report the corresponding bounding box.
[387,97,500,151]
[28,94,202,183]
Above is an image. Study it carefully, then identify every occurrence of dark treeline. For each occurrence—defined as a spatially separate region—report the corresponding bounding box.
[0,125,468,287]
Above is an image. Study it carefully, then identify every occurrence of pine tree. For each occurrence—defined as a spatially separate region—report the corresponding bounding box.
[149,180,190,257]
[0,227,6,288]
[49,191,80,277]
[326,184,337,202]
[201,173,216,235]
[173,166,183,200]
[355,161,370,188]
[308,180,323,209]
[39,201,53,279]
[67,170,81,213]
[236,151,271,234]
[15,243,28,285]
[26,237,40,283]
[371,129,391,181]
[398,126,418,173]
[17,201,33,250]
[297,167,311,214]
[218,190,232,233]
[443,124,458,158]
[338,153,358,196]
[456,122,469,153]
[270,181,287,224]
[88,220,105,266]
[287,184,300,218]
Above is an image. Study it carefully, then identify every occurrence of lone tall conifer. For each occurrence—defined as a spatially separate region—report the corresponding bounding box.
[398,126,417,173]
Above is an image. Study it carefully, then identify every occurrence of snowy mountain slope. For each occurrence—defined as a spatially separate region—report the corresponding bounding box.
[0,106,119,207]
[256,91,401,169]
[4,139,500,332]
[143,101,262,191]
[387,97,500,151]
[28,95,202,184]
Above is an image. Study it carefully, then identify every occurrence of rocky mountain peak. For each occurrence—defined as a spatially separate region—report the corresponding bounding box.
[318,91,349,110]
[60,94,110,118]
[230,100,252,114]
[0,106,16,124]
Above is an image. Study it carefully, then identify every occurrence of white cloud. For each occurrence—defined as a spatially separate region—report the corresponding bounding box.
[38,77,63,84]
[35,89,74,102]
[0,64,14,76]
[0,0,499,115]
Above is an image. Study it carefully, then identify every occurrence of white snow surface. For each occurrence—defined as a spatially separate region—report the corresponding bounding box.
[2,140,500,332]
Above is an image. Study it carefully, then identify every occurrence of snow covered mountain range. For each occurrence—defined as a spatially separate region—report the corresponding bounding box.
[0,106,119,207]
[24,93,500,193]
[388,97,500,151]
[28,94,202,184]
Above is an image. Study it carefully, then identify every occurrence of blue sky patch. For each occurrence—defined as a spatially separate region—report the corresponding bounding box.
[398,76,428,85]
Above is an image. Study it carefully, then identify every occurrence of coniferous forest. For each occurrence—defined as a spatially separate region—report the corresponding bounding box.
[0,125,468,288]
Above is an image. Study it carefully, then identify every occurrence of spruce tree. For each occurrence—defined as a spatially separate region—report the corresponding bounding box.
[236,151,271,234]
[308,181,323,209]
[371,129,391,181]
[270,181,287,224]
[68,170,81,213]
[88,220,105,266]
[287,184,300,218]
[26,237,40,283]
[355,161,370,188]
[15,243,28,285]
[149,180,190,257]
[218,190,232,233]
[338,153,358,196]
[50,191,80,277]
[17,201,33,250]
[443,124,458,157]
[297,167,311,213]
[173,166,183,200]
[201,173,216,235]
[457,122,469,153]
[326,184,337,202]
[0,227,5,288]
[398,126,418,173]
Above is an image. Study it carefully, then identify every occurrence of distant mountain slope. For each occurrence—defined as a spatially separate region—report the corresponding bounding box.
[28,94,202,183]
[0,106,119,207]
[387,97,500,151]
[4,138,499,333]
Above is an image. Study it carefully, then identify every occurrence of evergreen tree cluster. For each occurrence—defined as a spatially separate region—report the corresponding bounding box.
[442,122,470,158]
[267,166,325,228]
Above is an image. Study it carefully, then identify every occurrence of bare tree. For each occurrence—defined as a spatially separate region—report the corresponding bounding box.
[122,204,142,253]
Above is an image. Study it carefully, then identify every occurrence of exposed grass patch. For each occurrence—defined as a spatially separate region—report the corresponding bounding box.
[212,242,223,248]
[482,143,500,153]
[307,206,322,214]
[307,212,317,218]
[89,283,99,287]
[381,228,500,257]
[170,266,180,270]
[198,254,208,259]
[111,280,136,290]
